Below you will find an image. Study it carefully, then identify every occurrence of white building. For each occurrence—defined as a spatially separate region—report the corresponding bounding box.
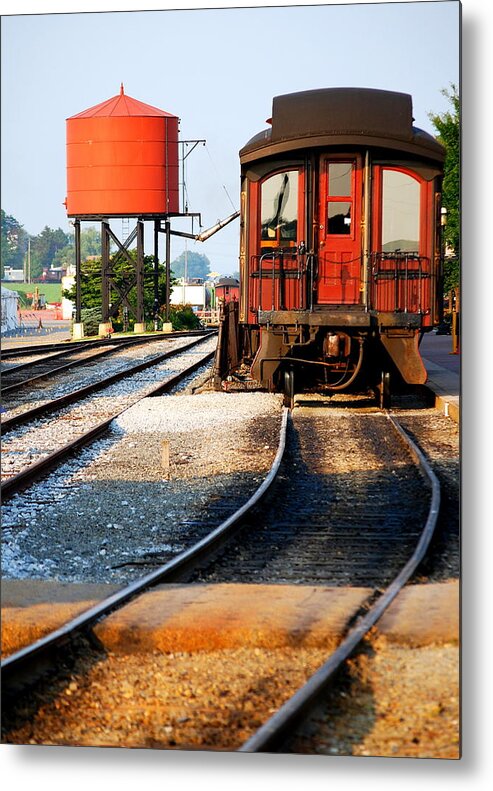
[61,274,75,320]
[170,280,211,311]
[2,267,24,282]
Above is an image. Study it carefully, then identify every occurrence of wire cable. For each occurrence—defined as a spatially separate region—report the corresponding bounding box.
[205,144,238,212]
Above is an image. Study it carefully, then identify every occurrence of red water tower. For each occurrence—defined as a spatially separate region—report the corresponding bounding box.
[66,84,179,217]
[65,86,237,337]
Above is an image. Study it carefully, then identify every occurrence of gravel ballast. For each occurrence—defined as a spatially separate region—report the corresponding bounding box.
[1,390,284,584]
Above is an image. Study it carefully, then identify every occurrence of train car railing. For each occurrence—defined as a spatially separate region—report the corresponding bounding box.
[197,309,221,326]
[249,250,308,313]
[369,252,433,314]
[247,250,434,318]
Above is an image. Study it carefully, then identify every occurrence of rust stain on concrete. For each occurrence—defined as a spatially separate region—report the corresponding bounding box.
[377,580,459,646]
[2,580,459,657]
[93,584,371,652]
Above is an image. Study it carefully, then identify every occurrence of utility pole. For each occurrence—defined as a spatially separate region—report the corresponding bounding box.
[25,239,31,283]
[184,239,188,305]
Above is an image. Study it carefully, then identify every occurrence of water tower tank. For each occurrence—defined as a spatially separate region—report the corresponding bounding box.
[66,85,179,217]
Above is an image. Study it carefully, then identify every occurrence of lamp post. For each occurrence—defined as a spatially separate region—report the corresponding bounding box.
[439,206,447,324]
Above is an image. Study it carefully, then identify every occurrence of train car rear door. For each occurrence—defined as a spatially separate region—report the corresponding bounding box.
[317,156,362,304]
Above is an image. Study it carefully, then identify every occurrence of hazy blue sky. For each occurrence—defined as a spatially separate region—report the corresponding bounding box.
[2,1,460,274]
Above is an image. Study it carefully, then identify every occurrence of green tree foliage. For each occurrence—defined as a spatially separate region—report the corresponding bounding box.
[63,250,162,316]
[49,226,102,271]
[63,255,103,310]
[1,210,29,277]
[62,249,199,332]
[167,304,202,331]
[51,237,75,270]
[429,84,460,292]
[79,226,102,260]
[80,307,103,336]
[30,226,70,279]
[171,250,211,280]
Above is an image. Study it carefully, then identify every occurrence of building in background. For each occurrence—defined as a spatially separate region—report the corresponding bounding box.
[170,278,212,311]
[2,267,24,283]
[61,264,76,320]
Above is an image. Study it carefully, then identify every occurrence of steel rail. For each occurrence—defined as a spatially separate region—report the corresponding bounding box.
[1,335,163,375]
[1,337,133,363]
[1,331,217,394]
[238,410,441,753]
[1,407,289,697]
[2,344,140,394]
[1,345,216,499]
[1,338,109,360]
[2,347,98,376]
[0,330,214,360]
[1,333,217,433]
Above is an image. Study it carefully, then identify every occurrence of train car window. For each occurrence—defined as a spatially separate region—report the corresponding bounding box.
[328,202,351,234]
[260,171,298,246]
[328,163,352,197]
[382,169,420,252]
[326,161,353,235]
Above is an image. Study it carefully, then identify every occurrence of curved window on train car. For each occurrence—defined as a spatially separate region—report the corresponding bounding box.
[260,170,299,249]
[382,169,420,252]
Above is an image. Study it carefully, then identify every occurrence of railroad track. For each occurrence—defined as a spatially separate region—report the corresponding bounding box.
[2,399,440,751]
[1,337,109,361]
[1,331,217,433]
[192,406,430,587]
[0,330,209,361]
[1,333,217,497]
[0,330,213,395]
[239,406,440,751]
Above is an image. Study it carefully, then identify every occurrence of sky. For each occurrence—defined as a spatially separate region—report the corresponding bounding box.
[1,1,460,276]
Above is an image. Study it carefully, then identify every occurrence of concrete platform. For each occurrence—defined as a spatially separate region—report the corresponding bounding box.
[420,332,460,423]
[1,580,459,658]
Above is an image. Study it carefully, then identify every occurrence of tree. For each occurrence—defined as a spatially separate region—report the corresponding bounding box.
[429,84,460,292]
[30,226,71,280]
[49,226,103,272]
[80,226,102,261]
[52,241,75,269]
[62,249,190,331]
[63,250,159,315]
[1,210,29,277]
[171,250,211,280]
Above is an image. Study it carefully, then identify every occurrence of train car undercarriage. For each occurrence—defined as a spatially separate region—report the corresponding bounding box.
[213,302,428,408]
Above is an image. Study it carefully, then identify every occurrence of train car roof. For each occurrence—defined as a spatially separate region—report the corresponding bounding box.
[240,87,445,164]
[216,277,240,287]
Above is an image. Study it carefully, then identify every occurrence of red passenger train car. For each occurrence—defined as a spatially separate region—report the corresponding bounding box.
[216,88,445,405]
[215,277,240,305]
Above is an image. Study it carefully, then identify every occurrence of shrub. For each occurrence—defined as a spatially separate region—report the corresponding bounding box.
[77,307,102,336]
[167,305,202,331]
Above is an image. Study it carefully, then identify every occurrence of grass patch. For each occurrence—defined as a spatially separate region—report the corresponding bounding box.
[2,282,62,304]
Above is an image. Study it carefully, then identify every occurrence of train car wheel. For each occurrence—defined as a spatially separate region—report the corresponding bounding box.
[283,368,295,409]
